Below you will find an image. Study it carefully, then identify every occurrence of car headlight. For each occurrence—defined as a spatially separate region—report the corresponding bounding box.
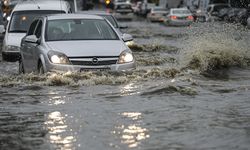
[118,51,134,64]
[47,50,70,64]
[125,40,135,47]
[6,45,20,52]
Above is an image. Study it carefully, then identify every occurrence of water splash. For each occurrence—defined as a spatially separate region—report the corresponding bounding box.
[129,42,179,53]
[0,68,180,87]
[181,23,250,73]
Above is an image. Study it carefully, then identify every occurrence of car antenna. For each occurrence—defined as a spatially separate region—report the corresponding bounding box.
[30,0,40,9]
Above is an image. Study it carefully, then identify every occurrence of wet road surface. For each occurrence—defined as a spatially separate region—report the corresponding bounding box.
[1,17,250,150]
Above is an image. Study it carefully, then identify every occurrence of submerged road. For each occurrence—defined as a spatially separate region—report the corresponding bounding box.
[1,14,250,150]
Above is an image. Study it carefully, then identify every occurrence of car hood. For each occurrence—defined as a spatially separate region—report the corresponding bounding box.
[47,40,128,57]
[5,33,26,47]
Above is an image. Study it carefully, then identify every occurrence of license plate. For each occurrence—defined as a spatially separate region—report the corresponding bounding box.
[120,5,126,8]
[80,68,109,72]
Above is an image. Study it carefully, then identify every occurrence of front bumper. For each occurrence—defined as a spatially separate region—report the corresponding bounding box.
[148,16,165,22]
[166,20,193,26]
[46,61,136,73]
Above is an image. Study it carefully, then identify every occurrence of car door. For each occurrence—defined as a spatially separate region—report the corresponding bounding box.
[29,20,43,72]
[21,19,39,72]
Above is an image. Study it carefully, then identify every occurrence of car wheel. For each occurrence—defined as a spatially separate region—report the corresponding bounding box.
[18,60,25,74]
[38,62,45,74]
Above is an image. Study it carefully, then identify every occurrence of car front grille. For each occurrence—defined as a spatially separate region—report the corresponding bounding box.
[70,60,117,66]
[68,56,119,66]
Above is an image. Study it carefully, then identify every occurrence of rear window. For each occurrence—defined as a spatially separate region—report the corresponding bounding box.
[8,10,65,33]
[172,9,191,14]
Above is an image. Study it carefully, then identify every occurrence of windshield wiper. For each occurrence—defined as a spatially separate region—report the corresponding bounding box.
[9,30,27,33]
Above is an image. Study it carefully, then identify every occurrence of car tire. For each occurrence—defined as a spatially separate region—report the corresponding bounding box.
[18,60,25,74]
[38,62,45,74]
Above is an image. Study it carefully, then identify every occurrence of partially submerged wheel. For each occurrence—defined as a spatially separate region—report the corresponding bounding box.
[18,60,25,74]
[38,62,45,74]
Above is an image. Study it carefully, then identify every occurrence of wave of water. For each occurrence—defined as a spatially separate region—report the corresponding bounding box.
[181,23,250,73]
[0,68,180,87]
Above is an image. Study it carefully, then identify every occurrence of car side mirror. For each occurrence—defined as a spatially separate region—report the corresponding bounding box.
[24,35,39,44]
[122,33,133,42]
[119,24,128,29]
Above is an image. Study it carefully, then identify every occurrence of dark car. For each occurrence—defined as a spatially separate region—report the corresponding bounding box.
[218,8,231,20]
[224,8,243,22]
[235,9,250,25]
[207,3,231,17]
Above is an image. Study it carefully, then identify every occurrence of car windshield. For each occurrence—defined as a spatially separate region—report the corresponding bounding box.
[9,10,65,33]
[45,19,119,41]
[172,9,191,14]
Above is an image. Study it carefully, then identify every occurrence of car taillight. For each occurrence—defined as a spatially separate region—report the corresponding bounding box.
[187,15,194,20]
[170,15,177,20]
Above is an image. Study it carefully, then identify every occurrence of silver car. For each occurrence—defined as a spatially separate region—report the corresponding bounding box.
[164,8,194,26]
[147,7,168,22]
[19,14,136,74]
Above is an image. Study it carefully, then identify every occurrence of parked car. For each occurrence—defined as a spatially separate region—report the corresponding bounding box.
[19,14,136,74]
[147,6,168,22]
[77,10,134,46]
[235,8,249,25]
[217,8,231,20]
[1,0,72,62]
[207,3,231,21]
[164,8,194,26]
[224,8,243,23]
[207,3,231,17]
[113,1,134,20]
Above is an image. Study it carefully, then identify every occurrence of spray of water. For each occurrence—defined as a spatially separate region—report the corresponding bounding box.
[180,23,250,73]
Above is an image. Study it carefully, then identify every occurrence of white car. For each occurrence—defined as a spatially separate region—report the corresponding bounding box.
[147,7,168,22]
[164,8,194,26]
[19,14,136,73]
[113,1,134,20]
[1,0,72,62]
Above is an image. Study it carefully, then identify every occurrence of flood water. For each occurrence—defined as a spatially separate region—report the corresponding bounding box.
[1,18,250,150]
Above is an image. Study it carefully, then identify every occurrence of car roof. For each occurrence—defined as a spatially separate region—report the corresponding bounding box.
[209,3,230,6]
[13,0,70,12]
[171,8,189,11]
[77,10,112,16]
[46,14,105,20]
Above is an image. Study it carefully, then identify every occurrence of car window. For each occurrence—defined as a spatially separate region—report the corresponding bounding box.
[45,19,119,41]
[27,19,39,36]
[34,20,42,38]
[101,15,118,28]
[172,9,191,14]
[8,10,65,33]
[214,5,230,12]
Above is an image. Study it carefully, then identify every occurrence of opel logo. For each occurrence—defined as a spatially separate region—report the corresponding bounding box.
[92,57,98,64]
